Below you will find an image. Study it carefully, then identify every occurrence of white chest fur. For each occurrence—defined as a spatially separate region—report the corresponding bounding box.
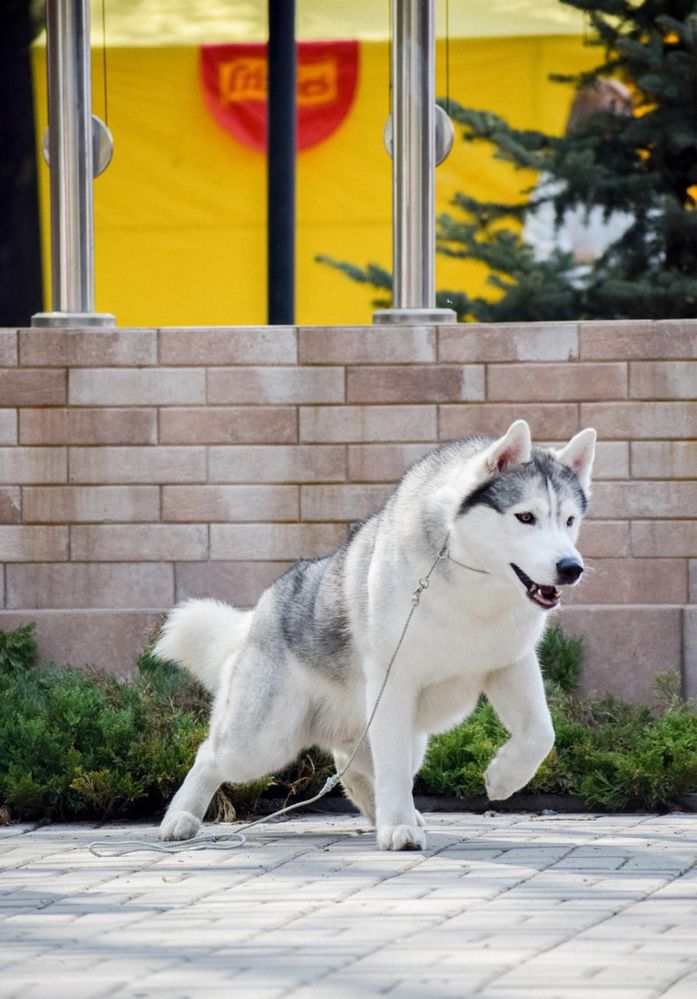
[377,568,544,679]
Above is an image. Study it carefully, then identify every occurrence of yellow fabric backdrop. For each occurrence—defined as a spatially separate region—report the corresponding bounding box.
[32,36,597,325]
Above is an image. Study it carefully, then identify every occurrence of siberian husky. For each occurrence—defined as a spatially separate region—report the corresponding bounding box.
[155,420,595,851]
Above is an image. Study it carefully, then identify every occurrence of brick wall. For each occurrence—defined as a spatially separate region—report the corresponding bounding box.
[0,320,695,701]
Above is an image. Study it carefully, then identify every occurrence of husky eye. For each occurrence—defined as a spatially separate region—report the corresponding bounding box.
[567,516,576,528]
[515,512,536,525]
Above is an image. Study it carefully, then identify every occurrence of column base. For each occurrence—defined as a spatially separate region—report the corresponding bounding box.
[31,311,116,329]
[372,307,457,325]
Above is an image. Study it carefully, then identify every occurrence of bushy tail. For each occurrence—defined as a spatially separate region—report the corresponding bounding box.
[153,598,253,692]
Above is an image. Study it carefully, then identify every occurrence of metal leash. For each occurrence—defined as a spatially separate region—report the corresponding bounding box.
[89,537,486,857]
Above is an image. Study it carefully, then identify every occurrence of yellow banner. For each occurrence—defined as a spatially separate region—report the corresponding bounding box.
[32,36,597,325]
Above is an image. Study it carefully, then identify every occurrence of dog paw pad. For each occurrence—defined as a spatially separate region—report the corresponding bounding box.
[159,810,201,842]
[377,824,427,851]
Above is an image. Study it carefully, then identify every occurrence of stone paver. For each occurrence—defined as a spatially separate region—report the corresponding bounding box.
[2,812,697,998]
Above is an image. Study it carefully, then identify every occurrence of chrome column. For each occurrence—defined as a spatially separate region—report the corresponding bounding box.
[32,0,114,328]
[374,0,456,325]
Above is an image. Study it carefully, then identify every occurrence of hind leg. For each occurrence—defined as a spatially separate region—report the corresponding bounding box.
[160,737,226,841]
[161,725,305,841]
[161,647,307,841]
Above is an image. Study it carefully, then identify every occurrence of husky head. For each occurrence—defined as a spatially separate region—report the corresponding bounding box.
[450,420,596,611]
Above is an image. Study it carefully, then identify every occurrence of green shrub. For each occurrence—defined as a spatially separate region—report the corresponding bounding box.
[0,620,38,672]
[539,624,583,694]
[0,627,210,821]
[1,621,695,822]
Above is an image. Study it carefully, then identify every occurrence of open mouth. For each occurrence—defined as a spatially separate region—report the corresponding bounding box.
[510,564,561,610]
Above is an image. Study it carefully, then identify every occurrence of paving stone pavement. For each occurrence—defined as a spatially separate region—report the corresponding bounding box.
[2,811,697,998]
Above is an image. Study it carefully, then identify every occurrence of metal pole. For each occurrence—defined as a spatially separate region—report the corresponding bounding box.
[267,0,296,325]
[395,0,432,310]
[373,0,456,325]
[32,0,114,328]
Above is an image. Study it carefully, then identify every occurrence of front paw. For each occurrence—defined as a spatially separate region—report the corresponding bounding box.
[485,756,525,802]
[377,824,427,851]
[160,809,201,842]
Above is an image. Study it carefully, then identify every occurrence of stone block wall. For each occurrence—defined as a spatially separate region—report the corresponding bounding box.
[0,320,695,701]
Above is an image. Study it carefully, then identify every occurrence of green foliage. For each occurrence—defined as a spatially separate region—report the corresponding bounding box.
[437,0,697,322]
[0,621,37,673]
[315,255,392,308]
[0,628,210,821]
[320,0,697,321]
[1,622,696,821]
[539,624,584,693]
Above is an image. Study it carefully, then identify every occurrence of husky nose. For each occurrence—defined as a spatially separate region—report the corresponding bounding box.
[556,558,584,585]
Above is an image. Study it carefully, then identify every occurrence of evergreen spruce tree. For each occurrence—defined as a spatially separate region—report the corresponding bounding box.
[320,0,697,321]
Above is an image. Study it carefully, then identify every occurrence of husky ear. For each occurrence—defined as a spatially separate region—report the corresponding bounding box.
[483,420,532,476]
[555,428,596,491]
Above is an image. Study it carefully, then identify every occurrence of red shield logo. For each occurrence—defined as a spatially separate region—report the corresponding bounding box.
[199,40,359,152]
